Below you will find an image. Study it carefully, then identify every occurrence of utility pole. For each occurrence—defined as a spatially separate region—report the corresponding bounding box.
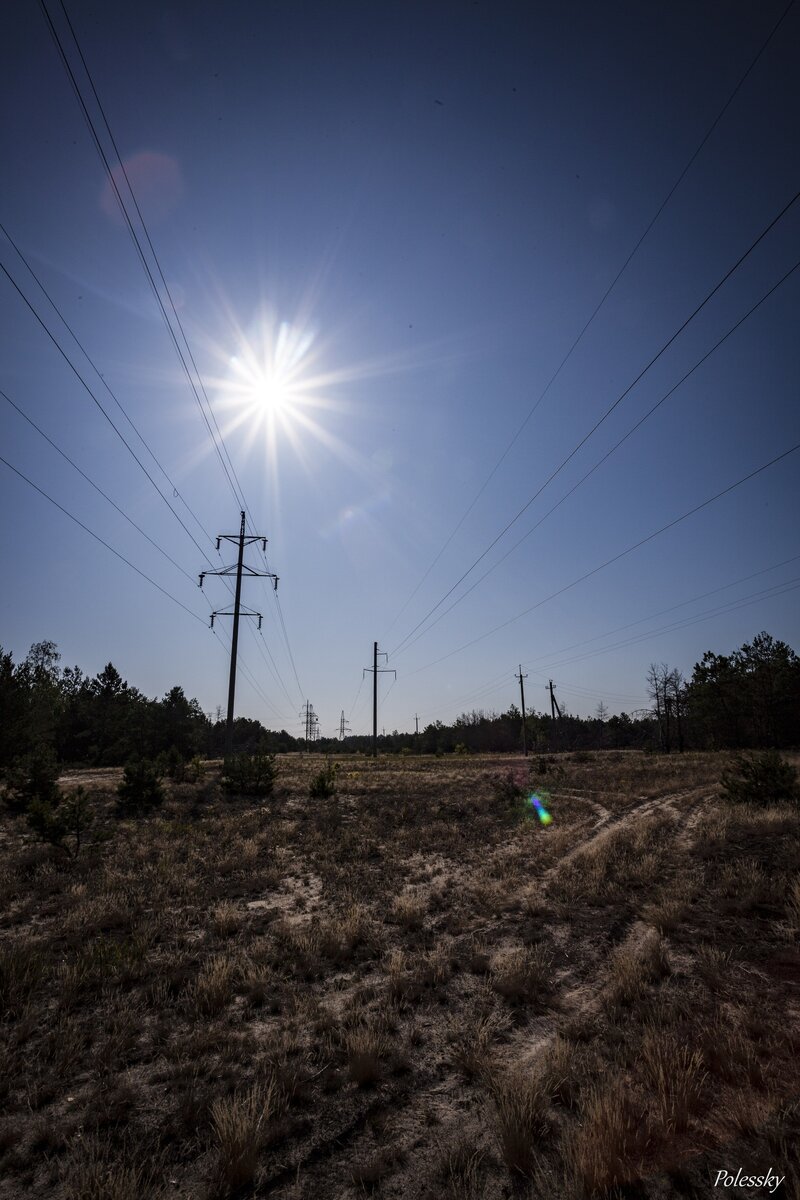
[548,680,561,720]
[363,642,395,758]
[199,511,277,757]
[414,713,420,754]
[515,665,528,757]
[664,694,673,754]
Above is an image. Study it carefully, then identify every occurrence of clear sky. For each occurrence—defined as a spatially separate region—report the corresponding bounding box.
[2,1,799,737]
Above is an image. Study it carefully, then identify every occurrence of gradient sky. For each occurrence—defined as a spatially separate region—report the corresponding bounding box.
[2,1,799,737]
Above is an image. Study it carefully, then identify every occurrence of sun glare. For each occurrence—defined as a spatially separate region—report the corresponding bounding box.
[227,320,313,420]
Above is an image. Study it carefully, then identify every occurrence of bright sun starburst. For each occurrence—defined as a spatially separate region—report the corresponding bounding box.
[199,297,466,510]
[227,321,314,419]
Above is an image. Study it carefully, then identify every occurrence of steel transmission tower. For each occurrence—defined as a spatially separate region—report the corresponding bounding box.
[199,511,278,756]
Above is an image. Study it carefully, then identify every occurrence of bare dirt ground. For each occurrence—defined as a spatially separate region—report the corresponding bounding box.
[1,750,799,1198]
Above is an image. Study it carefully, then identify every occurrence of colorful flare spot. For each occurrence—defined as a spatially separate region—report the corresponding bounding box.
[528,792,553,826]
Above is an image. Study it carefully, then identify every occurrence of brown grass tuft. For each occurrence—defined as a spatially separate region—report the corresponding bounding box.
[209,1078,278,1195]
[573,1077,650,1194]
[490,1067,550,1178]
[490,944,553,1005]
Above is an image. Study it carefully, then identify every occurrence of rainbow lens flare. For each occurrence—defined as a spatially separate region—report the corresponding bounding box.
[527,792,553,825]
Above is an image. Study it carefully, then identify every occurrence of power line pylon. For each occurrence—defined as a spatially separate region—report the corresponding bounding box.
[199,510,278,756]
[515,665,528,757]
[363,642,395,758]
[339,710,351,741]
[300,700,318,750]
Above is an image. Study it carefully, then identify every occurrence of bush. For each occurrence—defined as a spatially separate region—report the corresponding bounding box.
[155,745,186,782]
[720,750,799,807]
[3,745,60,814]
[117,758,165,815]
[221,753,276,798]
[309,760,338,799]
[28,786,92,856]
[490,770,527,809]
[187,755,205,782]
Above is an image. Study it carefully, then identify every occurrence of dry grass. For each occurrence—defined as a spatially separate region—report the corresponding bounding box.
[603,926,670,1009]
[572,1076,651,1194]
[210,1079,279,1195]
[490,1066,550,1177]
[640,1028,706,1133]
[1,749,797,1198]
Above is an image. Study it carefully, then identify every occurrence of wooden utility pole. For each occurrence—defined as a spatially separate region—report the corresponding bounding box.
[548,680,561,720]
[199,511,277,757]
[363,642,395,758]
[516,665,528,756]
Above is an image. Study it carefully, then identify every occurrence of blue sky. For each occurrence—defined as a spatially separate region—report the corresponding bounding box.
[2,1,798,736]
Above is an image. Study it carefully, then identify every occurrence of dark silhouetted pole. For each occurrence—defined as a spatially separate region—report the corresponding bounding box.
[363,643,395,758]
[548,680,561,720]
[516,665,528,756]
[373,641,378,757]
[198,511,276,758]
[225,511,247,755]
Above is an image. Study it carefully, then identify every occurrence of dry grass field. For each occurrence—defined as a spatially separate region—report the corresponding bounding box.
[1,750,799,1198]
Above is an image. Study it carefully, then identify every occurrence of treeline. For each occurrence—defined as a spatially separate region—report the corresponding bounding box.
[0,641,299,774]
[324,631,800,756]
[1,631,797,774]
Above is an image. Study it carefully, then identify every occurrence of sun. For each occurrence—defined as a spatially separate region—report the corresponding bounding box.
[227,320,313,421]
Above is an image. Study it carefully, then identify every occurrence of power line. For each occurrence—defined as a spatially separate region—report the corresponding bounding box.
[392,255,800,658]
[40,0,305,710]
[413,550,800,722]
[383,0,796,642]
[406,441,800,675]
[523,551,800,671]
[0,258,215,567]
[0,452,208,625]
[0,220,212,546]
[391,185,800,658]
[1,387,198,586]
[535,575,800,676]
[211,625,294,726]
[40,0,246,515]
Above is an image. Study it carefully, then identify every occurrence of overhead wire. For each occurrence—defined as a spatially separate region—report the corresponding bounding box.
[0,259,216,567]
[383,0,796,641]
[40,0,246,515]
[420,550,800,722]
[390,184,800,657]
[41,0,305,710]
[1,387,198,586]
[534,575,800,675]
[405,441,800,676]
[523,551,800,670]
[0,452,209,625]
[0,219,212,546]
[392,254,800,658]
[0,385,296,723]
[58,0,305,703]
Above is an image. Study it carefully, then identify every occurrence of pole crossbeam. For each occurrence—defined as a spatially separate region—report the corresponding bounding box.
[199,511,278,755]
